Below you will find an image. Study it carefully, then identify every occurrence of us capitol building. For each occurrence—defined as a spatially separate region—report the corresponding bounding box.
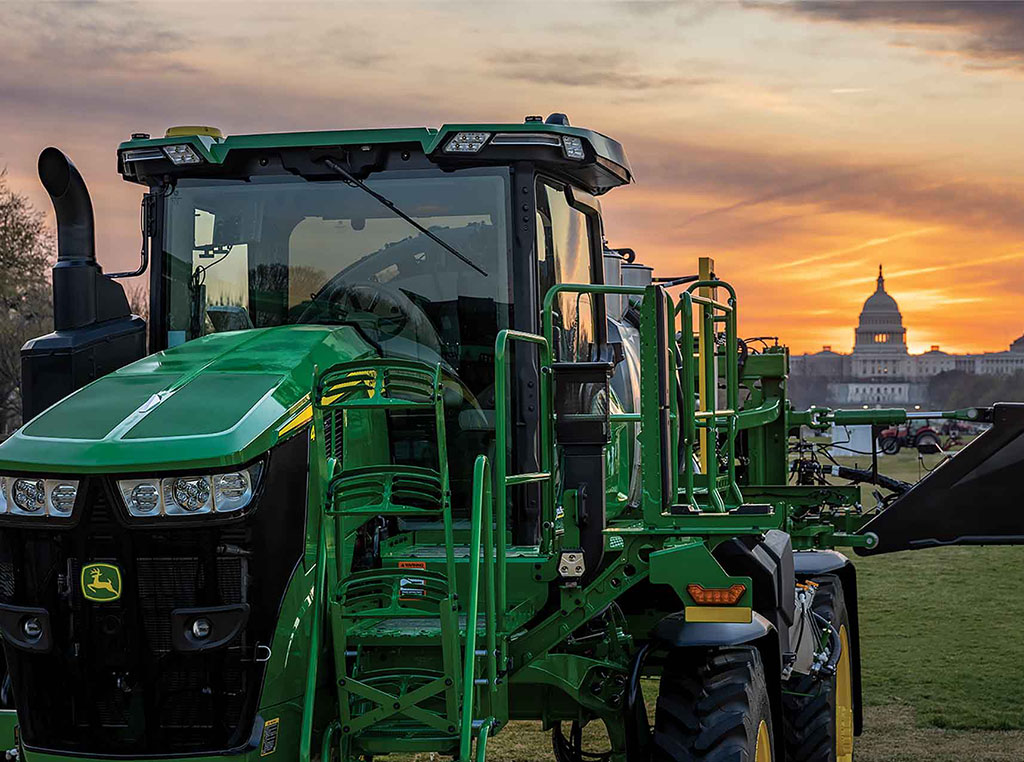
[790,266,1024,406]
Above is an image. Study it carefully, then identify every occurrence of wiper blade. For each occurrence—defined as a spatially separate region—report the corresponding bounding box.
[321,157,488,277]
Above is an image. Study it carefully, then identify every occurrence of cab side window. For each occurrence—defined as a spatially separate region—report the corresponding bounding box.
[536,181,597,361]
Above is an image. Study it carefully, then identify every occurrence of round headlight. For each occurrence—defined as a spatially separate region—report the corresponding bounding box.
[171,477,211,512]
[49,483,78,514]
[13,479,46,513]
[130,483,160,514]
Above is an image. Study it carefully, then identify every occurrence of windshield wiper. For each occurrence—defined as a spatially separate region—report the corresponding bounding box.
[321,157,488,277]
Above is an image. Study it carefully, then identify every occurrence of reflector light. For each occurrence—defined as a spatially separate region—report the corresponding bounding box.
[444,132,491,153]
[687,583,746,605]
[162,144,203,165]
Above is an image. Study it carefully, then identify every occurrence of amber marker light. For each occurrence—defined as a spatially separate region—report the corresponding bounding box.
[687,583,746,605]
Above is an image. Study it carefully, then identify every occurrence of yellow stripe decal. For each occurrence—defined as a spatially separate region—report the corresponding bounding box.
[277,404,313,438]
[684,606,753,624]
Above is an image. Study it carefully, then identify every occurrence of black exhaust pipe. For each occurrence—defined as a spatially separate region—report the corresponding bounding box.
[38,147,95,267]
[19,148,146,420]
[37,147,124,331]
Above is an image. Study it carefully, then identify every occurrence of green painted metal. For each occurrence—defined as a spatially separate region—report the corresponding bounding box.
[460,455,498,760]
[493,329,553,624]
[0,325,374,473]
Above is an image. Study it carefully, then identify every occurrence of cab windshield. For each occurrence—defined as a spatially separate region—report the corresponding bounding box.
[161,168,511,391]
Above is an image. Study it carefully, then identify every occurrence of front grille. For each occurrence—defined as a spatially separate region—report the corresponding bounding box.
[136,556,247,654]
[0,435,309,756]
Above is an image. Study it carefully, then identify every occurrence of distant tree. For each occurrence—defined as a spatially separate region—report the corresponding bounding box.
[126,280,149,322]
[0,169,54,436]
[927,370,1024,410]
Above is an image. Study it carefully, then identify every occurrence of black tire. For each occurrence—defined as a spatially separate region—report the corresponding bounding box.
[653,646,774,762]
[782,574,854,762]
[878,436,900,455]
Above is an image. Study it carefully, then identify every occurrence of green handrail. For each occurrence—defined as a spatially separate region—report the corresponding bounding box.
[460,456,498,760]
[540,283,648,360]
[493,329,551,631]
[678,279,744,510]
[298,520,327,762]
[475,717,497,762]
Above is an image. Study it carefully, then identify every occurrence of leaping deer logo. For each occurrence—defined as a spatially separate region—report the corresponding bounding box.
[81,563,121,601]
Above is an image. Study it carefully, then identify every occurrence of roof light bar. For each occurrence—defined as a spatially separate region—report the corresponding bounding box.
[490,132,562,147]
[122,147,167,163]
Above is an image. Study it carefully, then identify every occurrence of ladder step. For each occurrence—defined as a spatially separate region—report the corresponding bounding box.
[329,466,446,516]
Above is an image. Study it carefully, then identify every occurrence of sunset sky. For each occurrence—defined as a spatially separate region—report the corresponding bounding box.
[1,1,1022,354]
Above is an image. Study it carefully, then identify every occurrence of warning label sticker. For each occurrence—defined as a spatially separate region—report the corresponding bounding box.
[260,717,280,756]
[398,560,427,600]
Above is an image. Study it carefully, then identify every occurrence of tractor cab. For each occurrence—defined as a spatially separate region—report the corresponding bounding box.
[115,116,638,539]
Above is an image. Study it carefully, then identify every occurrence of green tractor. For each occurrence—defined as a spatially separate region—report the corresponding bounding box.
[0,116,1021,762]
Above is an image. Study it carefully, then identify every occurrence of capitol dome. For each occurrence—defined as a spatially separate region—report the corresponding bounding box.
[854,265,907,356]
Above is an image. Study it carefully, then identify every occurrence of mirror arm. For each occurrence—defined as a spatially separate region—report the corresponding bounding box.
[108,192,154,279]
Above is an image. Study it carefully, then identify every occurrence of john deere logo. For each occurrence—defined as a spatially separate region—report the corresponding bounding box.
[81,563,122,602]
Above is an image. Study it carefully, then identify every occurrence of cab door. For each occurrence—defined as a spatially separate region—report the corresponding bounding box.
[857,403,1024,555]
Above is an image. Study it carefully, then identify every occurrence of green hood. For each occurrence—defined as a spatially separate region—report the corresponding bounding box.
[0,325,374,474]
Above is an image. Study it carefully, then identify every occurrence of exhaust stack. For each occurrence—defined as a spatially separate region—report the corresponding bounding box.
[38,147,129,330]
[20,148,146,420]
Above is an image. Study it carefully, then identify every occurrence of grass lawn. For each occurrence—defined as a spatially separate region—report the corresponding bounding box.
[479,446,1024,761]
[837,446,1024,758]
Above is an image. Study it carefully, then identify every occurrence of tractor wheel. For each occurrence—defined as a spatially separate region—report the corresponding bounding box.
[878,436,900,455]
[653,646,774,762]
[782,574,854,762]
[914,432,940,451]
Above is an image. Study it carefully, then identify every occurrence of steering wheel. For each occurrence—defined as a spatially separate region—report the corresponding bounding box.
[327,281,443,355]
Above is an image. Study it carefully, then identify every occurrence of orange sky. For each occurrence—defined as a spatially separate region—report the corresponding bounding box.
[1,1,1022,354]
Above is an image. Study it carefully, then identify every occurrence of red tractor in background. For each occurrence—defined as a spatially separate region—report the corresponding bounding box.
[877,419,965,454]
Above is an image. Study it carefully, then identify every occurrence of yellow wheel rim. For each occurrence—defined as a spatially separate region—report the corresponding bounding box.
[755,719,772,762]
[836,624,854,762]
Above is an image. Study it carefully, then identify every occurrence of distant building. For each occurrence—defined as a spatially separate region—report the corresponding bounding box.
[790,265,1024,407]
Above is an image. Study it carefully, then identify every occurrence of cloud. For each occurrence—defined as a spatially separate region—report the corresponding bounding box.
[755,1,1024,73]
[622,136,1024,240]
[487,50,715,91]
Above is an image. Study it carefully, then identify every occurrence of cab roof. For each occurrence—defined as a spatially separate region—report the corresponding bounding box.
[118,119,633,195]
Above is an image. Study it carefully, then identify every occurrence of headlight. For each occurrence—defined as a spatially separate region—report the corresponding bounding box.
[162,144,203,165]
[118,462,263,518]
[444,132,490,153]
[0,476,79,519]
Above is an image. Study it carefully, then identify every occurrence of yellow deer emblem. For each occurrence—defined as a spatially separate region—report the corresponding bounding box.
[81,563,122,602]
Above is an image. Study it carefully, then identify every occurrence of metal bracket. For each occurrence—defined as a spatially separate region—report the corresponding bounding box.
[558,551,585,580]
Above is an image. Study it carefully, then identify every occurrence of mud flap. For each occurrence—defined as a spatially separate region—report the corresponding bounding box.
[857,403,1024,555]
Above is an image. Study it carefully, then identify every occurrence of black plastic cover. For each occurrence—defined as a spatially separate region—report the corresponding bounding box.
[21,316,147,420]
[858,403,1024,555]
[0,604,52,653]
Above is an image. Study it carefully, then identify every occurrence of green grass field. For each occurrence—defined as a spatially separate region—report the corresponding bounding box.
[839,447,1024,759]
[479,447,1024,761]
